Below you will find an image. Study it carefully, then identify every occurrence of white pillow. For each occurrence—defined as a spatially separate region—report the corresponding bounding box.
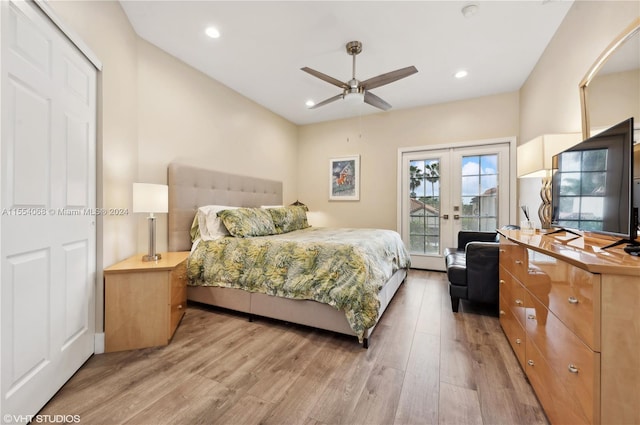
[197,205,237,241]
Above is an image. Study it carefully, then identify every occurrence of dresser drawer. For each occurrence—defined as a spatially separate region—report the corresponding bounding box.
[499,266,527,328]
[500,293,526,369]
[525,335,592,425]
[524,291,599,424]
[526,249,600,350]
[499,237,527,281]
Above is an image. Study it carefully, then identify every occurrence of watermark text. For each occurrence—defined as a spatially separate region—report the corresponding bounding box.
[2,208,129,217]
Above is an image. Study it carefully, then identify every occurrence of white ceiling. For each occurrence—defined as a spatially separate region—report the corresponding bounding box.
[120,1,574,125]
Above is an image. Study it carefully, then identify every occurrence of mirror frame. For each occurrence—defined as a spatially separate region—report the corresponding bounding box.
[579,17,640,140]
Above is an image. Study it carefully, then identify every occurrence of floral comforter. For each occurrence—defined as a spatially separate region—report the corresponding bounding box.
[187,227,411,340]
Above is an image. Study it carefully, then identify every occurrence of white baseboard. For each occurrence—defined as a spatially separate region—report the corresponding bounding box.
[94,332,105,354]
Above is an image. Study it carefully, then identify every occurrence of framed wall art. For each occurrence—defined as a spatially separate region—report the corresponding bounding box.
[329,155,360,201]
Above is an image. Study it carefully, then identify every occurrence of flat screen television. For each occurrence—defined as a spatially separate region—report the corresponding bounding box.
[551,117,637,248]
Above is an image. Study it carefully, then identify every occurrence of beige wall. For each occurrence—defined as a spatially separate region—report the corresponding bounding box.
[520,1,639,142]
[50,0,139,266]
[589,69,640,131]
[298,92,519,229]
[135,38,299,252]
[518,0,639,225]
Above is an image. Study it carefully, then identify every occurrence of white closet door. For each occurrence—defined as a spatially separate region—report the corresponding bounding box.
[1,0,96,419]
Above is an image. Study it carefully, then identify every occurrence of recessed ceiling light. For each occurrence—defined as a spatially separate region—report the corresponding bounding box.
[205,26,220,39]
[461,4,479,18]
[305,100,315,108]
[454,70,468,79]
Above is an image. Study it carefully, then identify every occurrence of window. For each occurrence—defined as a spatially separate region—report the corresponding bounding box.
[460,154,498,231]
[409,160,440,254]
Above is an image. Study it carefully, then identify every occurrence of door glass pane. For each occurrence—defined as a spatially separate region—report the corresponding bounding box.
[409,159,440,254]
[460,154,498,231]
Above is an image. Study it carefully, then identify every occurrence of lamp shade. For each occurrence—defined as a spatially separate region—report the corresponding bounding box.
[517,133,581,178]
[132,183,168,213]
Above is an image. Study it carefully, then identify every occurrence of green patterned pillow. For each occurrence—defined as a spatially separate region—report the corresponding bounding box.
[189,215,200,242]
[268,206,310,234]
[217,207,277,237]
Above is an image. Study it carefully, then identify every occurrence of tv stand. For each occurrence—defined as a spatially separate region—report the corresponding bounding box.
[601,238,640,250]
[545,227,583,238]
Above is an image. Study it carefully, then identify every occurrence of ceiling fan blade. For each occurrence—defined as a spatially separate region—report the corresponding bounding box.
[301,67,349,89]
[364,91,392,111]
[309,93,344,109]
[360,66,418,90]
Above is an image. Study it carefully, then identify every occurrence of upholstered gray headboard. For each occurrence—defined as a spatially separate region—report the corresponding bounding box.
[168,162,283,251]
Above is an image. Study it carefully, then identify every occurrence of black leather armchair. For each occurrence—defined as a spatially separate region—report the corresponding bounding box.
[444,231,500,313]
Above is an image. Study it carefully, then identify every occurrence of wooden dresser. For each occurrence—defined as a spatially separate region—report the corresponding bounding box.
[104,252,189,352]
[498,229,640,425]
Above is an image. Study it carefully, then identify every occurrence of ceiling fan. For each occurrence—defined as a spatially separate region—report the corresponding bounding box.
[301,41,418,111]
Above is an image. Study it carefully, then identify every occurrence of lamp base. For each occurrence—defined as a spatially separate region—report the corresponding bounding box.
[538,175,553,229]
[142,253,162,262]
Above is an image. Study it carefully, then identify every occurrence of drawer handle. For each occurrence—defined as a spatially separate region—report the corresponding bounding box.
[499,310,506,316]
[527,314,536,320]
[515,338,522,345]
[177,304,183,309]
[499,249,506,253]
[515,260,523,265]
[499,279,505,285]
[515,299,523,306]
[568,364,579,374]
[568,296,579,304]
[527,360,535,367]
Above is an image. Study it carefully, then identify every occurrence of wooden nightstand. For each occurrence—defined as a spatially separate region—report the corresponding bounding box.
[104,251,189,352]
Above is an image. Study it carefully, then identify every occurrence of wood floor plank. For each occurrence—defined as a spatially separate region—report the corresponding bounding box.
[346,363,405,425]
[123,373,227,425]
[261,337,354,425]
[306,324,390,424]
[37,270,548,425]
[439,381,483,425]
[211,394,275,425]
[245,329,325,403]
[66,356,192,423]
[414,272,445,336]
[394,332,440,425]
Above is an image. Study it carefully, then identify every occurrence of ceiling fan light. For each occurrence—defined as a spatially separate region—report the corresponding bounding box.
[343,91,364,104]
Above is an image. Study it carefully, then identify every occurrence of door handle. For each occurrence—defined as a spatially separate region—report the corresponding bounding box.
[453,214,460,220]
[442,214,449,219]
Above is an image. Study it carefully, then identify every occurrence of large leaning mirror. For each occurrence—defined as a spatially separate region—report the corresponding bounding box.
[579,17,640,140]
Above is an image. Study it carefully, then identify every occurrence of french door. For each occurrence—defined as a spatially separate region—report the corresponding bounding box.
[400,142,511,270]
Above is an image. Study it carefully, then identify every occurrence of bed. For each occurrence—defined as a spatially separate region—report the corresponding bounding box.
[168,161,410,347]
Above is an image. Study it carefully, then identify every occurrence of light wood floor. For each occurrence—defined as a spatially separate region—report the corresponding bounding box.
[39,270,548,424]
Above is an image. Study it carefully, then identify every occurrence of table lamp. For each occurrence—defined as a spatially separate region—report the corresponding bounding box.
[133,183,168,261]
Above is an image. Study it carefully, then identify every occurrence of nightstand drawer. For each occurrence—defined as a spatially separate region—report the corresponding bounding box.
[170,259,187,334]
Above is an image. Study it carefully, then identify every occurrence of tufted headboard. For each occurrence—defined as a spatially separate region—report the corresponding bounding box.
[167,162,283,251]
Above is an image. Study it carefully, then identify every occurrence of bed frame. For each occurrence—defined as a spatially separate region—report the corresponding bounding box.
[167,161,407,347]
